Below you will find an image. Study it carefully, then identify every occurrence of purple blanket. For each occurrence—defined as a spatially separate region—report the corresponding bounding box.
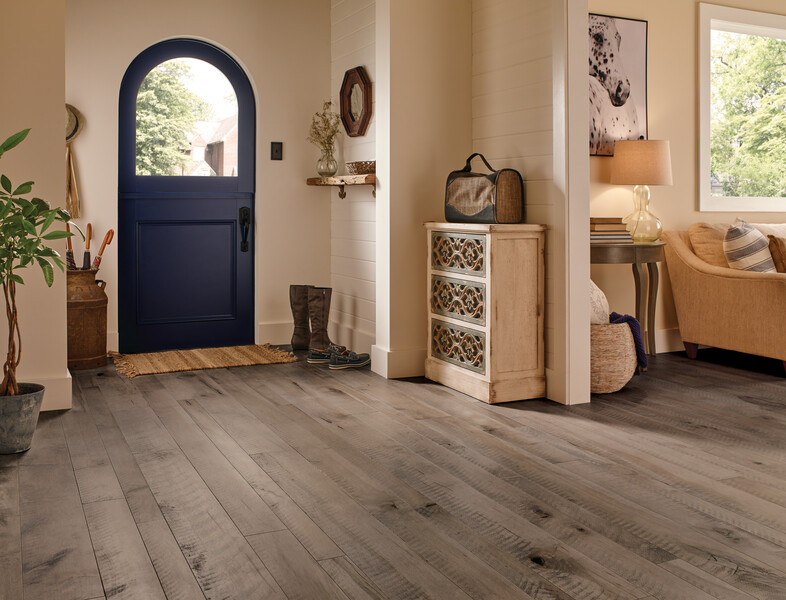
[610,312,647,373]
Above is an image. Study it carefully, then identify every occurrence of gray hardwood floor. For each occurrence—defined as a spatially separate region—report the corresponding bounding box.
[1,351,785,599]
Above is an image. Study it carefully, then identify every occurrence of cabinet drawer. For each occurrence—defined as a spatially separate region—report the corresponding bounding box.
[431,319,486,374]
[431,231,486,277]
[431,275,486,326]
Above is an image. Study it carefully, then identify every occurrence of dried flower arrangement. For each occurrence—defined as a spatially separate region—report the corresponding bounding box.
[307,100,341,156]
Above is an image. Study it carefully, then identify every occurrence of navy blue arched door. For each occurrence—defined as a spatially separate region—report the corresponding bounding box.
[118,39,255,353]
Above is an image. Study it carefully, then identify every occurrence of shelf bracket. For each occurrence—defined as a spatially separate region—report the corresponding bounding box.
[338,185,346,199]
[372,183,376,198]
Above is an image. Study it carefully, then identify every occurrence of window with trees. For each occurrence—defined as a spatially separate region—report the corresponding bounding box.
[700,4,786,211]
[136,58,238,177]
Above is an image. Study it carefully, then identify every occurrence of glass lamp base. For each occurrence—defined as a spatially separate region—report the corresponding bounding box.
[625,185,662,242]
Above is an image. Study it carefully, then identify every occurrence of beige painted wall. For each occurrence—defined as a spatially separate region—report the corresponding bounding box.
[0,0,71,410]
[66,0,333,350]
[589,0,786,352]
[373,0,473,377]
[330,0,376,354]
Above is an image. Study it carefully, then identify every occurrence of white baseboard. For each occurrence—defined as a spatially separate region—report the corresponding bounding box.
[329,323,374,355]
[655,328,683,354]
[257,321,293,346]
[370,345,426,379]
[20,371,73,411]
[108,330,119,352]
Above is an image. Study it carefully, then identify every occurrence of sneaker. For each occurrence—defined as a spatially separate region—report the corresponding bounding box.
[329,351,371,370]
[307,344,347,364]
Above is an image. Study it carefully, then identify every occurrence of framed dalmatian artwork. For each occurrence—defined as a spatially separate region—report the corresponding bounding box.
[589,14,648,156]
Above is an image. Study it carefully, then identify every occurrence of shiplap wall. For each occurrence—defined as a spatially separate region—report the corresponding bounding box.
[330,0,376,353]
[471,0,562,389]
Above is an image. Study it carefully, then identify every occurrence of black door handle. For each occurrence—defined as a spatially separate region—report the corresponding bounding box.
[239,207,250,252]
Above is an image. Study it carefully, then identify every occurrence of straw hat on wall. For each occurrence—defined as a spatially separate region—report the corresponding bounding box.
[66,104,84,144]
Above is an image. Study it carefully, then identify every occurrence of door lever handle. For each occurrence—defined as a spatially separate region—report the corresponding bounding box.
[239,207,251,252]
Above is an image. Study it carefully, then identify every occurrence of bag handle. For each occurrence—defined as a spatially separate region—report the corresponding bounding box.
[460,153,497,173]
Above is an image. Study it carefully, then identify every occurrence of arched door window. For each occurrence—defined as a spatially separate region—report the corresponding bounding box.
[135,57,239,177]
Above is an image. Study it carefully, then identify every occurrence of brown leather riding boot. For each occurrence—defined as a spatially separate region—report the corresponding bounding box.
[307,286,333,350]
[289,284,312,350]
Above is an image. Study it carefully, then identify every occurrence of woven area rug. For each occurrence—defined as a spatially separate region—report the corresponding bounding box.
[110,344,297,378]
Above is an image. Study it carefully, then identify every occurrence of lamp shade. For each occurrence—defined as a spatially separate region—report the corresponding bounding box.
[610,140,673,186]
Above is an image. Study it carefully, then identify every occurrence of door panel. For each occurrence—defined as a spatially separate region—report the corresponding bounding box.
[137,221,236,324]
[118,39,255,353]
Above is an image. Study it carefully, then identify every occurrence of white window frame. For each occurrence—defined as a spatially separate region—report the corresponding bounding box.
[700,3,786,211]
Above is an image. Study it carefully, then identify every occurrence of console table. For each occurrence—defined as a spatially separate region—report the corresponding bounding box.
[590,241,665,355]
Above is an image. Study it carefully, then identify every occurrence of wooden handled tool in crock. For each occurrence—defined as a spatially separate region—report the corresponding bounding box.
[91,229,114,271]
[82,223,92,270]
[65,223,76,270]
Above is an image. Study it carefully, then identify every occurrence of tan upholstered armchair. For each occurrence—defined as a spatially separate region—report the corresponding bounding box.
[663,230,786,367]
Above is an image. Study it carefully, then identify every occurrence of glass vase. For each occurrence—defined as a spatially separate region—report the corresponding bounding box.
[316,151,338,177]
[624,185,662,242]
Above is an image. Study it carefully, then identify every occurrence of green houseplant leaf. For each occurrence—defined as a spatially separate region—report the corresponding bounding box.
[0,129,30,159]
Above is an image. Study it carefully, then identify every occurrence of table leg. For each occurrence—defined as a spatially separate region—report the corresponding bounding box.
[632,262,645,327]
[646,261,659,355]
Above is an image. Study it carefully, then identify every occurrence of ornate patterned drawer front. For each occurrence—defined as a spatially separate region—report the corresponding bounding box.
[431,275,486,326]
[431,319,486,374]
[431,232,486,276]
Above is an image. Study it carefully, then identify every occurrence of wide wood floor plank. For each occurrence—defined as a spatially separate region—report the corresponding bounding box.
[318,556,388,600]
[83,498,166,600]
[247,529,350,600]
[18,456,103,600]
[0,466,23,600]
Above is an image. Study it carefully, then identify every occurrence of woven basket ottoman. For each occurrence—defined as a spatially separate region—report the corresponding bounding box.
[590,323,637,394]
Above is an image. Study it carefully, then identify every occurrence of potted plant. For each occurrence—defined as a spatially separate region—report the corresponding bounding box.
[0,129,75,453]
[308,100,341,177]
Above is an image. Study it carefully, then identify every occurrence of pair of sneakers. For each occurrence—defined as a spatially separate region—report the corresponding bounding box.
[307,344,371,370]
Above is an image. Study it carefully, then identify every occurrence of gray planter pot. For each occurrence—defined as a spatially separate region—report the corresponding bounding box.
[0,383,45,454]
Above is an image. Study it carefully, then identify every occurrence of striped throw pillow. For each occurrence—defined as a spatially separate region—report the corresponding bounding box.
[723,219,776,272]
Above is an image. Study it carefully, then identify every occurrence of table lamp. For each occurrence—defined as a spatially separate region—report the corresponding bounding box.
[610,140,673,242]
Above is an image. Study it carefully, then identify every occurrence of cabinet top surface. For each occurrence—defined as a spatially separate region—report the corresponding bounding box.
[425,222,546,233]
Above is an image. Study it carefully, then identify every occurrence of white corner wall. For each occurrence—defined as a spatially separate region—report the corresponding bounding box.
[330,0,377,354]
[0,0,71,411]
[471,0,589,404]
[66,0,333,351]
[373,0,473,378]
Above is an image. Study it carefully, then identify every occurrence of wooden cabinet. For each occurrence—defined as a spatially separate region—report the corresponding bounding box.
[425,222,545,403]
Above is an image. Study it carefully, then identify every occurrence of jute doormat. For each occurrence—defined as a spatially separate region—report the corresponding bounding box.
[109,344,297,378]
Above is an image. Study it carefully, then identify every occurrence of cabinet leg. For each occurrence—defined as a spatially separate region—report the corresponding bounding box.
[684,342,698,359]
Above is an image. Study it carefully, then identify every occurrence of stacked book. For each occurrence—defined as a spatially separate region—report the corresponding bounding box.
[590,217,633,244]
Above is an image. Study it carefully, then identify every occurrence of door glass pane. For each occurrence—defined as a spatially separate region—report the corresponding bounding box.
[136,57,238,176]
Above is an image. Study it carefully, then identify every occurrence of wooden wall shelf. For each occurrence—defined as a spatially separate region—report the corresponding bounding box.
[306,174,376,198]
